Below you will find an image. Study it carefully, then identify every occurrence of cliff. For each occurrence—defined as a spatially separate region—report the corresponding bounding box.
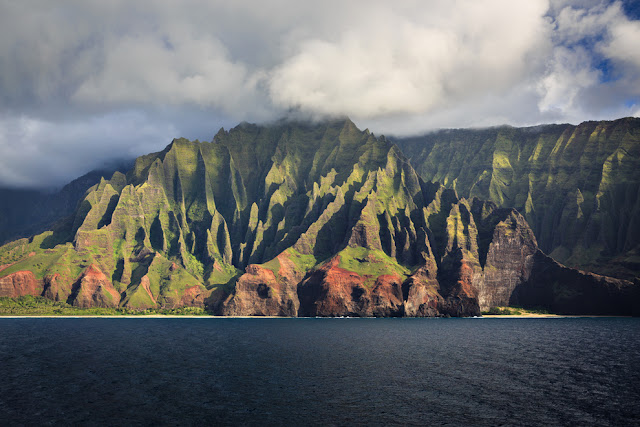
[0,118,637,316]
[395,117,640,281]
[0,164,131,245]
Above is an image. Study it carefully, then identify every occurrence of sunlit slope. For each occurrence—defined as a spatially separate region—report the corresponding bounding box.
[396,117,640,280]
[0,118,636,315]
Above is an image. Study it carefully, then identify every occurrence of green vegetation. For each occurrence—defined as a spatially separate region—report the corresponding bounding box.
[482,306,550,316]
[396,117,640,280]
[285,248,320,273]
[0,296,209,316]
[336,246,410,287]
[1,118,417,310]
[260,256,282,278]
[0,117,636,316]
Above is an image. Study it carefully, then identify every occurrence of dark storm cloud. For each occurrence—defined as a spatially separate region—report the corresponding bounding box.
[0,0,638,187]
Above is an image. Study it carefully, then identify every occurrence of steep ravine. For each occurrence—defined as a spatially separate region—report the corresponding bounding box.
[0,119,637,316]
[395,117,640,281]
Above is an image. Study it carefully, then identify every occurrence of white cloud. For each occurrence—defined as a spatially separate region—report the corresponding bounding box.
[537,46,601,114]
[600,14,640,69]
[270,0,552,120]
[552,1,621,43]
[72,34,262,115]
[0,112,178,188]
[530,1,640,123]
[0,0,639,186]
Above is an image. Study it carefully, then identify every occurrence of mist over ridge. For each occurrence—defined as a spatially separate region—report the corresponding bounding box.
[1,1,640,187]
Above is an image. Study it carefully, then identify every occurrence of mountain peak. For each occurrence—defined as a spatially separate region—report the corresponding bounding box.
[0,117,637,317]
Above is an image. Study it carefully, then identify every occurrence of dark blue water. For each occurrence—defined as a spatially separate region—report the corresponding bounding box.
[0,318,638,426]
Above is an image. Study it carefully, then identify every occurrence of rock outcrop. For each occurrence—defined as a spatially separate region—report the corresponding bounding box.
[469,207,637,315]
[298,257,406,317]
[42,273,69,301]
[223,263,299,316]
[396,117,640,281]
[0,118,637,316]
[515,252,637,315]
[473,209,538,311]
[0,271,41,298]
[68,264,121,308]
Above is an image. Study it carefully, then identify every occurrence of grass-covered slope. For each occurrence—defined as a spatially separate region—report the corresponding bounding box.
[0,119,419,311]
[0,118,636,316]
[0,164,131,246]
[396,117,640,280]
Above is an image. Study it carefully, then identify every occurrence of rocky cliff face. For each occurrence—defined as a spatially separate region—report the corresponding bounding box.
[0,271,41,298]
[0,164,131,245]
[515,252,636,315]
[396,117,640,281]
[67,264,121,308]
[0,118,637,316]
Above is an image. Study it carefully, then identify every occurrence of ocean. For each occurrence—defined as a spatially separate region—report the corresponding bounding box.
[0,317,638,426]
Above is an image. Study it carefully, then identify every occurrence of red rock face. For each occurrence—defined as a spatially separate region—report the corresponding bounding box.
[371,275,404,317]
[223,254,300,316]
[296,251,485,318]
[178,285,207,308]
[68,264,121,308]
[0,271,41,298]
[298,257,369,316]
[298,257,404,317]
[42,273,70,301]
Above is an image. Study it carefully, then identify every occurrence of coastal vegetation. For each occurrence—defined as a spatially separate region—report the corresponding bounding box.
[0,296,208,316]
[0,118,637,317]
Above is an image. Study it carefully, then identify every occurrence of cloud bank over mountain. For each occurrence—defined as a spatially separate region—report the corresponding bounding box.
[0,0,639,187]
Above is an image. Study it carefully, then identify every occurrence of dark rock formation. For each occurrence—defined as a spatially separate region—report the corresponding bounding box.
[473,209,539,310]
[0,118,637,316]
[395,117,640,281]
[514,252,637,315]
[471,207,637,315]
[42,274,69,301]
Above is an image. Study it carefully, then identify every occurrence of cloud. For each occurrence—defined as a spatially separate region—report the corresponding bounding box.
[270,0,552,120]
[72,34,263,115]
[0,0,639,186]
[532,0,640,123]
[537,46,601,114]
[0,111,181,187]
[600,10,640,69]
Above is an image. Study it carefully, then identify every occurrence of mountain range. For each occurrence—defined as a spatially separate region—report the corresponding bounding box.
[396,117,640,281]
[0,118,638,316]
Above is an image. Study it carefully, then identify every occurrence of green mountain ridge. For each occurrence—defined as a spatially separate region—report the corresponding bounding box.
[0,164,131,245]
[0,118,637,316]
[395,117,640,280]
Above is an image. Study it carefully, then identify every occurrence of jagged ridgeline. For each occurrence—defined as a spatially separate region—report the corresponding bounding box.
[396,117,640,280]
[0,119,637,316]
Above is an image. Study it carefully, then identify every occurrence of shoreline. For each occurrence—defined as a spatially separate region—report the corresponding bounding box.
[480,314,632,318]
[0,314,632,319]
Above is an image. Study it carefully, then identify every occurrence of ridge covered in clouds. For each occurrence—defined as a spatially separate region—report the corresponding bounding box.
[0,0,639,187]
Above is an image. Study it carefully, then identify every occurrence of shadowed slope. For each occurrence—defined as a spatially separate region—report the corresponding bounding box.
[0,118,637,316]
[396,117,640,281]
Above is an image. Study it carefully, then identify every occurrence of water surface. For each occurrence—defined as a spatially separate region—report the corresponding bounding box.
[0,317,638,426]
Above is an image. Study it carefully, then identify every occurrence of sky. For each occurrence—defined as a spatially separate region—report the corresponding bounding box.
[0,0,639,188]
